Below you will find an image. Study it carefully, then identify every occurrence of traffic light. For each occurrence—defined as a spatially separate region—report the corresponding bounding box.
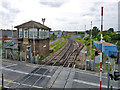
[114,71,120,81]
[94,50,99,57]
[109,73,113,80]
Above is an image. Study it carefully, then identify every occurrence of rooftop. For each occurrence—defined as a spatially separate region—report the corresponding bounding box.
[94,41,116,46]
[14,20,51,30]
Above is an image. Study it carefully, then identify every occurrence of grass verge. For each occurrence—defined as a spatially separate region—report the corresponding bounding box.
[50,38,67,55]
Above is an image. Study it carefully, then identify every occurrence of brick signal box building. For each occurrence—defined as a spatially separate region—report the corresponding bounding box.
[14,20,51,61]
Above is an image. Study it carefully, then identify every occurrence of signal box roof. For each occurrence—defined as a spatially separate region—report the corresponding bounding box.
[14,20,51,30]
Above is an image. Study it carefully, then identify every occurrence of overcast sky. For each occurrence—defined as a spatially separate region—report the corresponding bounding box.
[0,0,119,31]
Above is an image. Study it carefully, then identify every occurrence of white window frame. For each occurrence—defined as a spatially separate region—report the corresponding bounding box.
[39,29,41,38]
[29,28,37,38]
[19,28,22,38]
[24,29,28,38]
[29,28,33,38]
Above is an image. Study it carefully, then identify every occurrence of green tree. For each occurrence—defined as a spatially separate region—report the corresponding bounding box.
[103,35,111,42]
[92,26,100,38]
[116,41,120,50]
[108,28,114,32]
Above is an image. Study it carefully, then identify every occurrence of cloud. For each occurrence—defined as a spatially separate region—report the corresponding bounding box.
[69,21,79,25]
[39,0,68,7]
[56,18,68,22]
[0,0,20,28]
[1,1,20,13]
[0,0,119,31]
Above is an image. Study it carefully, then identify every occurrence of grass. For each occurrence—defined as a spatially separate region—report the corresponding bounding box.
[50,38,64,49]
[50,38,67,55]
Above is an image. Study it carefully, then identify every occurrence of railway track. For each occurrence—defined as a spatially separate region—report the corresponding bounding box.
[6,37,85,88]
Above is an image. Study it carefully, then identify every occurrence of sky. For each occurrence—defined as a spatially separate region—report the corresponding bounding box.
[0,0,119,31]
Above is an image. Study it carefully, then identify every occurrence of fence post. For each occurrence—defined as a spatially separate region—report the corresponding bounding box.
[118,51,120,89]
[2,73,4,89]
[31,53,32,63]
[107,62,110,90]
[25,51,26,63]
[20,52,22,62]
[6,50,7,59]
[30,47,31,63]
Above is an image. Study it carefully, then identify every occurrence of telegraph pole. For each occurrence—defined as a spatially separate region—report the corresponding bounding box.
[85,25,86,37]
[90,21,92,60]
[85,25,87,71]
[100,7,103,90]
[33,24,35,63]
[11,25,15,60]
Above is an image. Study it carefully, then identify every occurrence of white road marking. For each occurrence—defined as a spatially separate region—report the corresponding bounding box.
[4,64,17,68]
[2,67,51,78]
[0,78,42,88]
[76,70,107,78]
[74,79,118,89]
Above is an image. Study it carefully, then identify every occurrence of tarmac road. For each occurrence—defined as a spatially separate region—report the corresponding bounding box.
[0,59,119,89]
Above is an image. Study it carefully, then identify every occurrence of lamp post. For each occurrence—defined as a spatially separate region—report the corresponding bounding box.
[90,21,92,60]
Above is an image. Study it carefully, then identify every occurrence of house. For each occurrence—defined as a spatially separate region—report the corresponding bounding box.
[0,29,17,43]
[50,30,62,38]
[93,41,117,57]
[14,20,51,61]
[66,31,77,35]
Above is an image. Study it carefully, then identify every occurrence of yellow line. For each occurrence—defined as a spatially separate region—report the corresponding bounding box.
[3,61,15,65]
[0,77,12,82]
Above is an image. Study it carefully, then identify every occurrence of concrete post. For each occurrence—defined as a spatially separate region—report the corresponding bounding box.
[30,47,31,63]
[31,53,32,63]
[25,51,26,63]
[85,53,87,71]
[118,51,120,89]
[6,50,7,59]
[2,73,4,89]
[20,52,22,62]
[107,62,110,90]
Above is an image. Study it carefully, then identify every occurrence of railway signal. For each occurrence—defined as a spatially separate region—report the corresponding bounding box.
[114,71,120,81]
[94,50,100,57]
[109,71,120,81]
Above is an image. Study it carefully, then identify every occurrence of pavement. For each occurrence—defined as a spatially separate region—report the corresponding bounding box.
[0,59,119,89]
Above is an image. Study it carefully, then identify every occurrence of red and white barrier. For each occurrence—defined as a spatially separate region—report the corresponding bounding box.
[100,7,103,90]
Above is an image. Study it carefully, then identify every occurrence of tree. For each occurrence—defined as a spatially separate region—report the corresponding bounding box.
[103,35,111,42]
[116,41,120,50]
[108,28,114,32]
[92,26,100,38]
[85,26,100,39]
